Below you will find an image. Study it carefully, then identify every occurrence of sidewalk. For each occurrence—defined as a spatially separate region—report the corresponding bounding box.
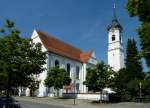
[15,96,150,108]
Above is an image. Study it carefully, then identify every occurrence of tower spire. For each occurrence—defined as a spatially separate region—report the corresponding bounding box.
[113,3,117,20]
[107,3,125,71]
[107,3,123,32]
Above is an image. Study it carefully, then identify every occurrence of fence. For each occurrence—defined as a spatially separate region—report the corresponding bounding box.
[62,93,109,101]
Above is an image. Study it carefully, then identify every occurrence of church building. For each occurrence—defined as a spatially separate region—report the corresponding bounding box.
[19,5,125,97]
[23,30,97,97]
[107,5,125,71]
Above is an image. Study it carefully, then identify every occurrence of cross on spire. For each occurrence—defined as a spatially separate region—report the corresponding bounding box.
[107,3,123,32]
[113,3,117,20]
[114,3,116,8]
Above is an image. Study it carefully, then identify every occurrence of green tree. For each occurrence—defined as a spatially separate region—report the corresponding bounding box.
[115,68,128,90]
[127,79,150,99]
[0,20,46,98]
[126,0,150,67]
[28,77,40,96]
[125,38,144,80]
[44,66,71,97]
[127,79,141,98]
[114,68,132,101]
[84,62,116,93]
[83,68,99,93]
[145,72,150,80]
[143,72,150,95]
[96,62,116,91]
[114,39,144,101]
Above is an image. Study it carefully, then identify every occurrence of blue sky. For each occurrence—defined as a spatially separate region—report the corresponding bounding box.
[0,0,148,70]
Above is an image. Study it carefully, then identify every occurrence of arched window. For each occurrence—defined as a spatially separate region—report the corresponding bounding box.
[55,60,59,67]
[76,66,80,79]
[67,64,70,76]
[120,35,121,41]
[76,83,80,93]
[112,35,115,41]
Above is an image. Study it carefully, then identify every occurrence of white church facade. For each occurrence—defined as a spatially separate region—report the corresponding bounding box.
[20,30,97,97]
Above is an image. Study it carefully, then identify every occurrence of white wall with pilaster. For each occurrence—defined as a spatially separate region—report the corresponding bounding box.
[82,63,88,93]
[108,28,125,71]
[30,30,48,97]
[48,53,84,93]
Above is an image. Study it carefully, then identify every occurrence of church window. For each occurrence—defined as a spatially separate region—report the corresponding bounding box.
[76,83,80,93]
[112,35,115,41]
[76,66,80,79]
[55,60,59,67]
[120,35,121,42]
[67,63,70,76]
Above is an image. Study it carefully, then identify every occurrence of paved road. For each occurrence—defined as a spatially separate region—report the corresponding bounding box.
[18,100,70,108]
[16,97,150,108]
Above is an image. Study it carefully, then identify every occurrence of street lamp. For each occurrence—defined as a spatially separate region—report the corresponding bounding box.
[73,68,76,105]
[139,82,142,102]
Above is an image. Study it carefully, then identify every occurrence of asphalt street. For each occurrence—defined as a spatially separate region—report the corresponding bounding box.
[16,97,150,108]
[18,100,70,108]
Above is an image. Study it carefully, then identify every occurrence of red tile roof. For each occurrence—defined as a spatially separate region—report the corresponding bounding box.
[80,51,93,63]
[36,30,92,63]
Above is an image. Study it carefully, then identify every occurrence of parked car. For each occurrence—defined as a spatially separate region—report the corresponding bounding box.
[0,96,21,108]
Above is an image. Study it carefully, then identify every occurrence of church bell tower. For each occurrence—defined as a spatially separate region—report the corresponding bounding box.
[107,4,125,71]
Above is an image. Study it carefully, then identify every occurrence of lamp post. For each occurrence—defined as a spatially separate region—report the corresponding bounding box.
[139,82,142,102]
[73,80,76,105]
[73,69,76,105]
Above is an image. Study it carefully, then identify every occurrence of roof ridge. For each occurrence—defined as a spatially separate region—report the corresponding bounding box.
[36,30,82,53]
[35,30,93,63]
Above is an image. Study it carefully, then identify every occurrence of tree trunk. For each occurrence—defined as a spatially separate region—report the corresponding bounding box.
[56,89,59,97]
[29,89,32,97]
[93,89,96,93]
[99,91,102,103]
